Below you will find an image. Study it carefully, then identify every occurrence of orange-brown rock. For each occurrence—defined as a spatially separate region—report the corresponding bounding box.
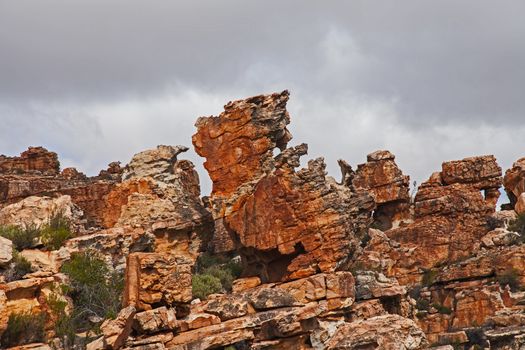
[192,91,292,198]
[133,307,177,334]
[0,147,59,176]
[231,277,261,293]
[123,253,193,311]
[0,168,118,228]
[352,150,411,230]
[100,305,136,349]
[452,286,506,329]
[325,314,428,349]
[101,178,156,228]
[516,193,525,214]
[357,155,503,285]
[103,145,212,240]
[193,91,374,282]
[504,157,525,208]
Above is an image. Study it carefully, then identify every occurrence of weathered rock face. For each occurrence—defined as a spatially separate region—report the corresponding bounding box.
[0,147,59,176]
[0,236,13,267]
[351,150,411,230]
[0,195,84,230]
[0,147,120,228]
[5,91,525,350]
[356,155,503,285]
[103,145,212,252]
[193,91,374,282]
[325,314,428,350]
[504,157,525,210]
[123,253,194,311]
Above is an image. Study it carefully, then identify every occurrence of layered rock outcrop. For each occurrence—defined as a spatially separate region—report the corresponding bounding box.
[0,147,121,228]
[2,91,525,349]
[193,91,374,282]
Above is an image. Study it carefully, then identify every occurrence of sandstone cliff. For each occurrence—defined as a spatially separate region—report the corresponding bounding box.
[1,91,525,350]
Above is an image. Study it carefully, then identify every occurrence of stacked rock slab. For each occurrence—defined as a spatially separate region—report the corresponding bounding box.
[193,91,375,282]
[115,146,212,311]
[355,155,502,285]
[0,147,121,228]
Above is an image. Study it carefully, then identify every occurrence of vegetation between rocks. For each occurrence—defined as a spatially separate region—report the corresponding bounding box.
[0,311,46,347]
[0,211,73,252]
[422,269,438,287]
[41,211,73,250]
[431,302,453,315]
[497,268,522,292]
[0,224,40,250]
[59,251,124,338]
[5,249,33,282]
[192,253,242,300]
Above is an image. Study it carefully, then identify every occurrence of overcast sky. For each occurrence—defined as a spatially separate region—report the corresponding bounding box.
[1,1,524,200]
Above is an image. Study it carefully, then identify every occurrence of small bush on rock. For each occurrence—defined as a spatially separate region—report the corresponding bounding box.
[47,292,76,341]
[497,268,521,292]
[41,211,72,250]
[5,250,33,282]
[195,253,242,293]
[192,273,223,300]
[61,251,124,331]
[431,303,452,315]
[0,224,40,250]
[0,311,45,347]
[422,269,438,287]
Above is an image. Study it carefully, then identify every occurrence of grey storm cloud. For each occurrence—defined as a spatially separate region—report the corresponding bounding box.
[0,0,524,198]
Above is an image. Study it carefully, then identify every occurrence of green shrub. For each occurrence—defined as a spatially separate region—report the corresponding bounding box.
[5,250,33,282]
[61,251,124,331]
[497,268,521,292]
[192,273,223,300]
[0,224,40,250]
[195,253,242,293]
[431,303,452,315]
[415,311,427,319]
[422,269,438,287]
[47,293,76,341]
[416,298,430,311]
[205,265,236,291]
[0,312,45,347]
[41,211,72,250]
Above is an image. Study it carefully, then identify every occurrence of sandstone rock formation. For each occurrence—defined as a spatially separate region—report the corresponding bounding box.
[193,91,374,282]
[0,147,120,228]
[2,91,525,349]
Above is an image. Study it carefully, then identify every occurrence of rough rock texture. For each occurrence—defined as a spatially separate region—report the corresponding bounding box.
[103,145,210,233]
[0,195,84,230]
[193,91,374,282]
[0,236,13,267]
[124,253,194,311]
[0,147,120,227]
[5,91,525,349]
[100,306,136,349]
[504,157,525,208]
[325,314,428,349]
[0,147,59,176]
[355,155,503,285]
[352,150,411,230]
